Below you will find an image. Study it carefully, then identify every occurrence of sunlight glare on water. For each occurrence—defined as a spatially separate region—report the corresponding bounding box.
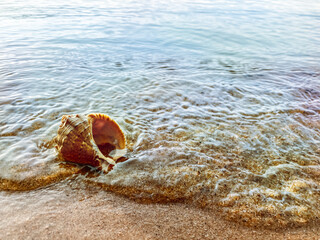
[0,0,320,228]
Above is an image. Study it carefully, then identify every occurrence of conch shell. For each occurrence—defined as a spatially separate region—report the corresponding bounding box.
[55,113,126,168]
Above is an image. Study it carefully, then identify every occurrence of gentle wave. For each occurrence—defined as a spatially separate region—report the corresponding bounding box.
[1,0,320,228]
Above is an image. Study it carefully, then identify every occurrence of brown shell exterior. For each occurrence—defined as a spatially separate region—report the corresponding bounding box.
[55,113,126,167]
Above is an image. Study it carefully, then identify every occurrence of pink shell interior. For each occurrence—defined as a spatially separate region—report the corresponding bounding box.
[89,113,126,158]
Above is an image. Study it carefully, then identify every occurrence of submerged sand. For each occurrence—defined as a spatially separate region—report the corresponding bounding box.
[0,182,319,240]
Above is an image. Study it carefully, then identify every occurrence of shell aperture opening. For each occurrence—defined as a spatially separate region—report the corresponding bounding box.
[89,113,126,160]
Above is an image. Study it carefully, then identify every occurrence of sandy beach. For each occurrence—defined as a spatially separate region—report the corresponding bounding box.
[1,1,320,239]
[0,182,319,240]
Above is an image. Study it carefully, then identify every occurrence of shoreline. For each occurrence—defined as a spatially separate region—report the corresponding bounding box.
[0,183,319,240]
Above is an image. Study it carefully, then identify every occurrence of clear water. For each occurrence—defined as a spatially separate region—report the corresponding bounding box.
[1,0,320,228]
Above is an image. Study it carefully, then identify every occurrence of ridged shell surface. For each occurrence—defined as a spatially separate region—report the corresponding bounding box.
[55,113,126,167]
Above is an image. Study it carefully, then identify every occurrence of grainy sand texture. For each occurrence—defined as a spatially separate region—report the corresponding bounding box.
[0,183,319,240]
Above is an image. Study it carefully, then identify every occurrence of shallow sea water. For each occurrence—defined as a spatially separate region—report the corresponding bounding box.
[1,0,320,228]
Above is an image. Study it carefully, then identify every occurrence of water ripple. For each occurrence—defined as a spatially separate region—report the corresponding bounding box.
[1,0,320,228]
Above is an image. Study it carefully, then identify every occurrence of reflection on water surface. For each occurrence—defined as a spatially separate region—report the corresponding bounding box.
[1,0,320,228]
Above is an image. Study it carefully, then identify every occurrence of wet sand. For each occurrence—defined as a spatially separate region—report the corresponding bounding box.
[0,183,319,240]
